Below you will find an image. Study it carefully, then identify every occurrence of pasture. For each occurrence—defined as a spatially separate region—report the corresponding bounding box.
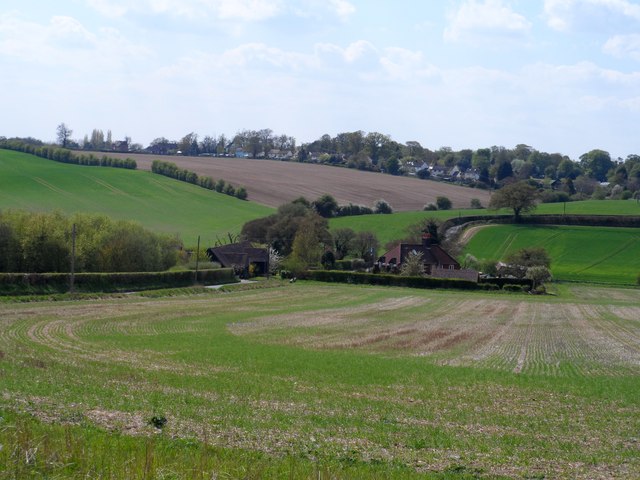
[464,225,640,285]
[329,200,640,247]
[1,283,638,479]
[0,150,273,246]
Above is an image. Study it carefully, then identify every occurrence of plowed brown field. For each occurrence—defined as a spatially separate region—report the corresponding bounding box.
[108,152,490,211]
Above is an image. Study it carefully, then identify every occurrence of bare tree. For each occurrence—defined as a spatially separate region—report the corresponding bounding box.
[56,123,73,148]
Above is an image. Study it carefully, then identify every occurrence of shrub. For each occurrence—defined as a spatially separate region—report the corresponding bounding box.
[470,198,483,209]
[478,283,500,291]
[423,203,437,211]
[373,199,393,214]
[436,196,452,210]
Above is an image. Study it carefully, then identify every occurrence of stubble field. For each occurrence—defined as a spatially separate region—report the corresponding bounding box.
[1,282,638,479]
[109,152,491,211]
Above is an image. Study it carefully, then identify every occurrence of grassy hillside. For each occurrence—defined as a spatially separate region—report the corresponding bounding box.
[1,283,638,478]
[464,224,640,284]
[0,149,273,246]
[330,200,640,247]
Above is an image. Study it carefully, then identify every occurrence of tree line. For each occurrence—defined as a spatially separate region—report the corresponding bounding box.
[0,137,137,170]
[53,122,640,199]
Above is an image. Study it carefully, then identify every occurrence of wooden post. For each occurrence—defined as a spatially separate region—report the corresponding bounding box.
[194,235,201,284]
[70,223,76,293]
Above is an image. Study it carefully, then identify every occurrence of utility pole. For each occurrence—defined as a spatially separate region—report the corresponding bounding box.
[70,223,76,293]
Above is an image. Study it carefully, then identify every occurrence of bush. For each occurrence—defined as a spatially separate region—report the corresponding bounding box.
[423,203,437,211]
[373,199,393,214]
[478,283,500,291]
[436,196,452,210]
[470,198,483,209]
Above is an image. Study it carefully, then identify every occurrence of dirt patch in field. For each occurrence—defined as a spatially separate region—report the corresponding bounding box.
[108,152,490,211]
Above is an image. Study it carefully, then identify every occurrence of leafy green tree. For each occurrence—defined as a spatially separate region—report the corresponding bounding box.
[580,149,613,182]
[526,266,552,290]
[288,213,332,269]
[312,194,339,218]
[489,181,539,220]
[506,247,551,269]
[401,251,424,276]
[332,228,356,260]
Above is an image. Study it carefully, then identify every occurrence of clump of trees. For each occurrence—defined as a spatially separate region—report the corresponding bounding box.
[241,198,380,273]
[0,211,180,273]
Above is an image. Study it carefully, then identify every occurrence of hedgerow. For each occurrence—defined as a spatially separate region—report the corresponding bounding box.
[0,139,136,169]
[0,269,236,295]
[151,160,248,200]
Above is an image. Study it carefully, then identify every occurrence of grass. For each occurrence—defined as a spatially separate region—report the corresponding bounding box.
[1,282,639,479]
[0,149,274,246]
[329,200,640,247]
[464,224,640,285]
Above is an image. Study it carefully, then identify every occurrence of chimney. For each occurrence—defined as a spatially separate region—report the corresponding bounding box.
[422,233,432,248]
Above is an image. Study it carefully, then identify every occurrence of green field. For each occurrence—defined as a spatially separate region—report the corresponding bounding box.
[0,149,273,246]
[1,282,638,479]
[329,200,640,247]
[464,225,640,285]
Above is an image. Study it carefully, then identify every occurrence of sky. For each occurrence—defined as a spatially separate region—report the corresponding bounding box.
[1,0,639,160]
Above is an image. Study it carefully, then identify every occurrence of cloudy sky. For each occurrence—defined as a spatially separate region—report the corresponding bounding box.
[1,0,639,159]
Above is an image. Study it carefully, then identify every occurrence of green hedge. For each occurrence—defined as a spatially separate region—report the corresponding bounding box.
[0,140,136,169]
[307,270,480,290]
[0,269,236,295]
[151,160,248,200]
[479,277,533,289]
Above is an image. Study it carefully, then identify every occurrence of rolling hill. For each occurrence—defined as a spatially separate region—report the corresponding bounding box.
[0,149,273,246]
[105,152,492,211]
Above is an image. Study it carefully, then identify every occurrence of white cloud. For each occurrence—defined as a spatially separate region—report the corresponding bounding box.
[603,33,640,61]
[444,0,532,43]
[328,0,355,21]
[85,0,355,23]
[85,0,283,22]
[544,0,640,31]
[0,13,150,68]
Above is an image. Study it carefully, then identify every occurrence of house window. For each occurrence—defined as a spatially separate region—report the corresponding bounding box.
[449,265,454,269]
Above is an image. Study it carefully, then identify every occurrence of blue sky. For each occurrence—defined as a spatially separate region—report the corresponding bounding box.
[1,0,639,159]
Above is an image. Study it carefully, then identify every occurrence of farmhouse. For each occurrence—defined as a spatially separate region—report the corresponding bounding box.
[206,241,268,277]
[378,234,479,282]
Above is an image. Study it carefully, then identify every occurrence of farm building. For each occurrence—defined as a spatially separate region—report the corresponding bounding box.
[206,242,268,277]
[378,234,478,282]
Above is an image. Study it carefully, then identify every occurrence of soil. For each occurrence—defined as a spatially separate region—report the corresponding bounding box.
[106,152,491,211]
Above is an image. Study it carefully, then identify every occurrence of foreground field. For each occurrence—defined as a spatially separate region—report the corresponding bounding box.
[0,150,273,245]
[464,225,640,285]
[109,152,492,211]
[1,283,638,479]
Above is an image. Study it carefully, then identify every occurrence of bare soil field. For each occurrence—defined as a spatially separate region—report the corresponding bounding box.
[108,152,490,211]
